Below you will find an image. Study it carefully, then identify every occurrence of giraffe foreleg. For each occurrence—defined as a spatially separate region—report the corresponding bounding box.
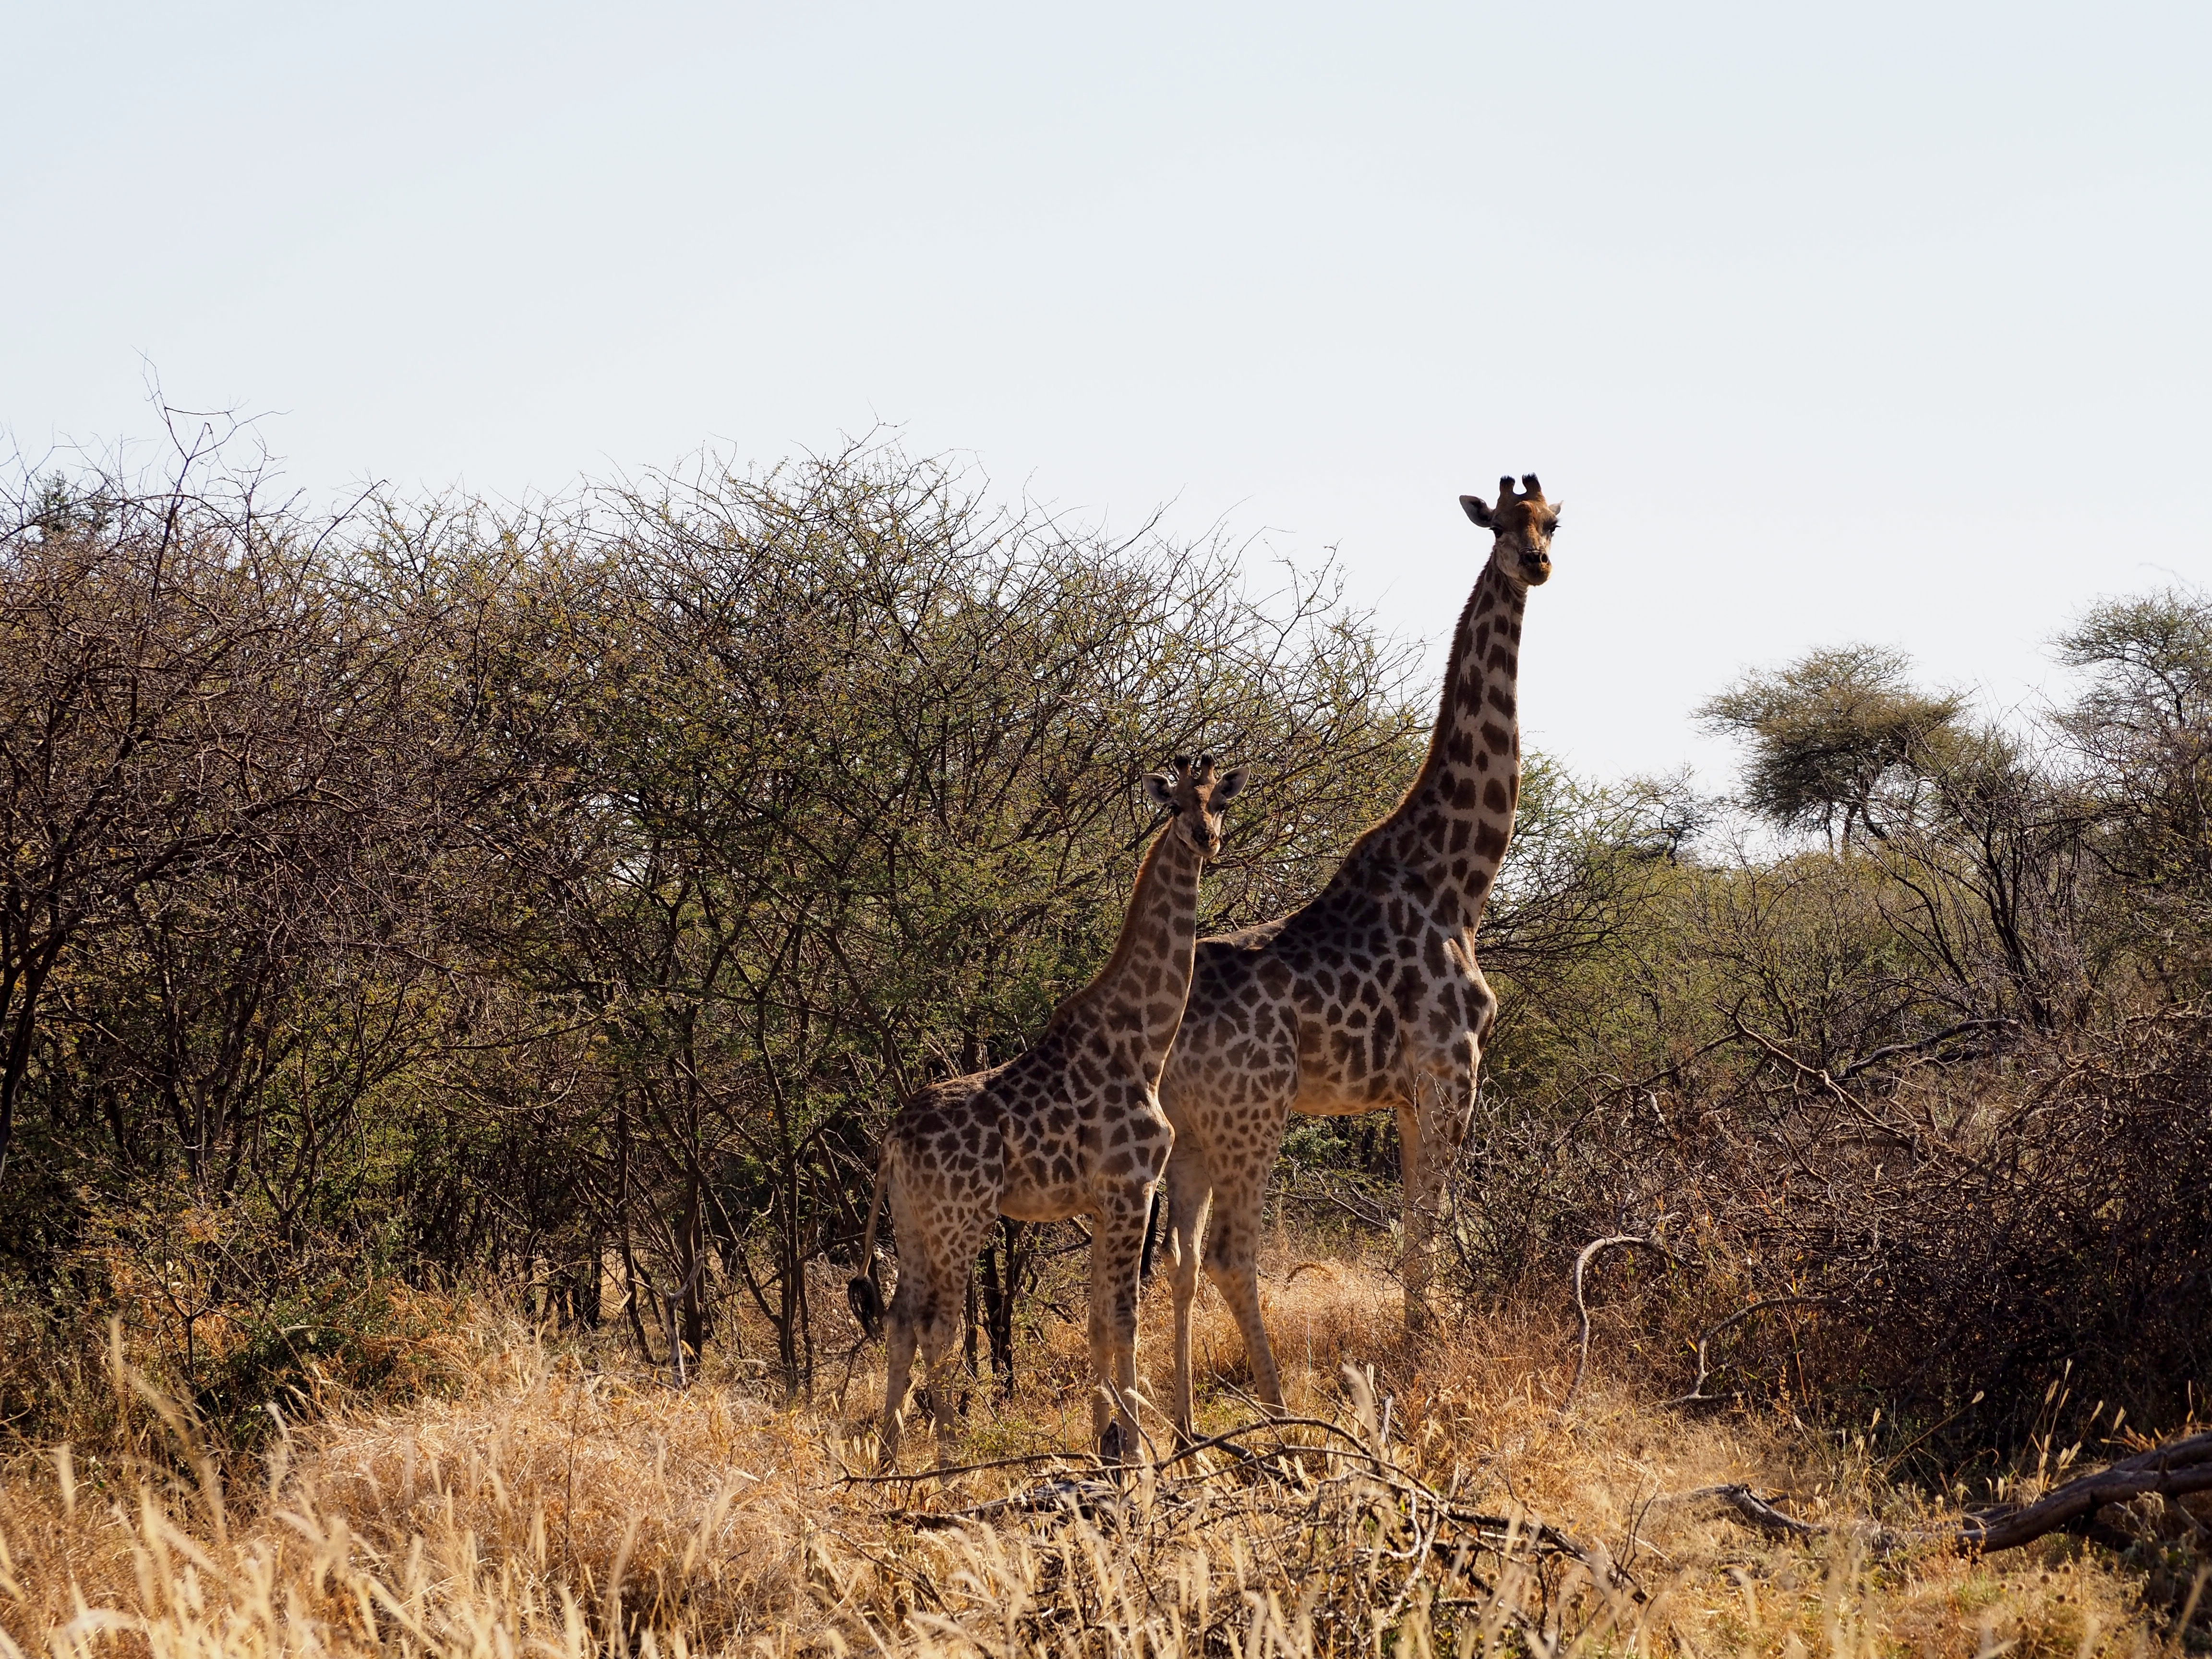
[1397,1066,1477,1332]
[1087,1189,1153,1461]
[1163,1148,1210,1441]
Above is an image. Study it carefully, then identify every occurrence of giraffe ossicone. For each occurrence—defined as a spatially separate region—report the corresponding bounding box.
[1156,475,1558,1438]
[850,754,1248,1464]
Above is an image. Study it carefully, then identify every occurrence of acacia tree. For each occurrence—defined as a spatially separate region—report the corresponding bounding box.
[2056,589,2212,991]
[1698,645,1963,848]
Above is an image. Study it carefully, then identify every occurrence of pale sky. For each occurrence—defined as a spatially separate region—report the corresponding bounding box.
[6,2,2208,788]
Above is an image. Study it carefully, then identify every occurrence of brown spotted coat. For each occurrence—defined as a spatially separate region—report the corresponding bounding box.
[854,756,1247,1462]
[1157,477,1557,1435]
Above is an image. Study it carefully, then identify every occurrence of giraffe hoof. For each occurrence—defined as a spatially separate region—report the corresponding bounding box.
[1098,1418,1132,1467]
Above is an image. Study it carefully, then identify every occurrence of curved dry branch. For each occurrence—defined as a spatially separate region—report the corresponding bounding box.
[1559,1234,1683,1419]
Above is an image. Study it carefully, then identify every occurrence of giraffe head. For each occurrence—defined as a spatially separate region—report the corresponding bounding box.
[1459,473,1559,588]
[1141,753,1248,861]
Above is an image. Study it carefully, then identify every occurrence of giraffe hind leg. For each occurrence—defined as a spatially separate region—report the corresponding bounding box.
[915,1208,998,1456]
[878,1278,920,1468]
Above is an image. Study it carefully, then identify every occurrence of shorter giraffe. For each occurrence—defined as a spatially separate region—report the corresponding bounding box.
[850,755,1247,1462]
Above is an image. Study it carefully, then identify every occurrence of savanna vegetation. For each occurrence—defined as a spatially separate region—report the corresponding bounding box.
[1,427,2206,1655]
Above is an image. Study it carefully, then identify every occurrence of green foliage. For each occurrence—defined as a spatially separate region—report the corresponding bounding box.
[0,1189,461,1452]
[1698,643,1963,845]
[2055,589,2212,990]
[2057,588,2212,730]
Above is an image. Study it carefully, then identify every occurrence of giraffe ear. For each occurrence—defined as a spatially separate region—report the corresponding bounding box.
[1460,494,1493,528]
[1142,772,1176,810]
[1213,767,1248,801]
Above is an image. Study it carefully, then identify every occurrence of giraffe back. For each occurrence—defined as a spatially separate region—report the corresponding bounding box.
[1166,839,1497,1123]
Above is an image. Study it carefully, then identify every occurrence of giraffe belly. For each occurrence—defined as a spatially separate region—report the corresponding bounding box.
[1000,1169,1152,1223]
[999,1108,1172,1222]
[1000,1187,1084,1223]
[1291,1053,1407,1115]
[1290,1001,1410,1113]
[998,1133,1091,1220]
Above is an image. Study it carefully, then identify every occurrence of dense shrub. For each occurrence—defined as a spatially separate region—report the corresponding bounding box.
[1440,598,2212,1457]
[4,427,2205,1469]
[0,437,1426,1435]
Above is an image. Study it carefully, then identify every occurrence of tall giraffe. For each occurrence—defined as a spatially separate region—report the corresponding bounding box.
[850,755,1247,1462]
[1157,476,1557,1435]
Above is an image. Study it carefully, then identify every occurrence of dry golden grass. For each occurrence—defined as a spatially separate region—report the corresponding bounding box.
[1,1241,2201,1657]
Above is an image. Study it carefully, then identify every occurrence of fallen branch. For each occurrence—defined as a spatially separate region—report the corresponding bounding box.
[1960,1431,2212,1552]
[1169,1410,1628,1586]
[1682,1431,2212,1557]
[895,1467,1642,1600]
[878,1410,1638,1598]
[838,1446,1096,1486]
[900,1477,1128,1529]
[1660,1483,1848,1544]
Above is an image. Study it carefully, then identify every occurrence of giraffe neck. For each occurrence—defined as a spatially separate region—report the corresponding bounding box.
[1372,557,1526,921]
[1054,817,1204,1078]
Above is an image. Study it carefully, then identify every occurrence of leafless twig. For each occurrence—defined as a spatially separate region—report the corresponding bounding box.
[1666,1296,1833,1409]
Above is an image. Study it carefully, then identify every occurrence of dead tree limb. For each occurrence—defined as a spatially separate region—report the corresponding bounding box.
[1558,1234,1683,1419]
[1682,1431,2212,1557]
[1661,1484,1831,1542]
[1959,1431,2212,1552]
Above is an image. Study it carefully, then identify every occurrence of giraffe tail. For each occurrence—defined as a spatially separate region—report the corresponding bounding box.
[1137,1185,1166,1284]
[846,1149,891,1339]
